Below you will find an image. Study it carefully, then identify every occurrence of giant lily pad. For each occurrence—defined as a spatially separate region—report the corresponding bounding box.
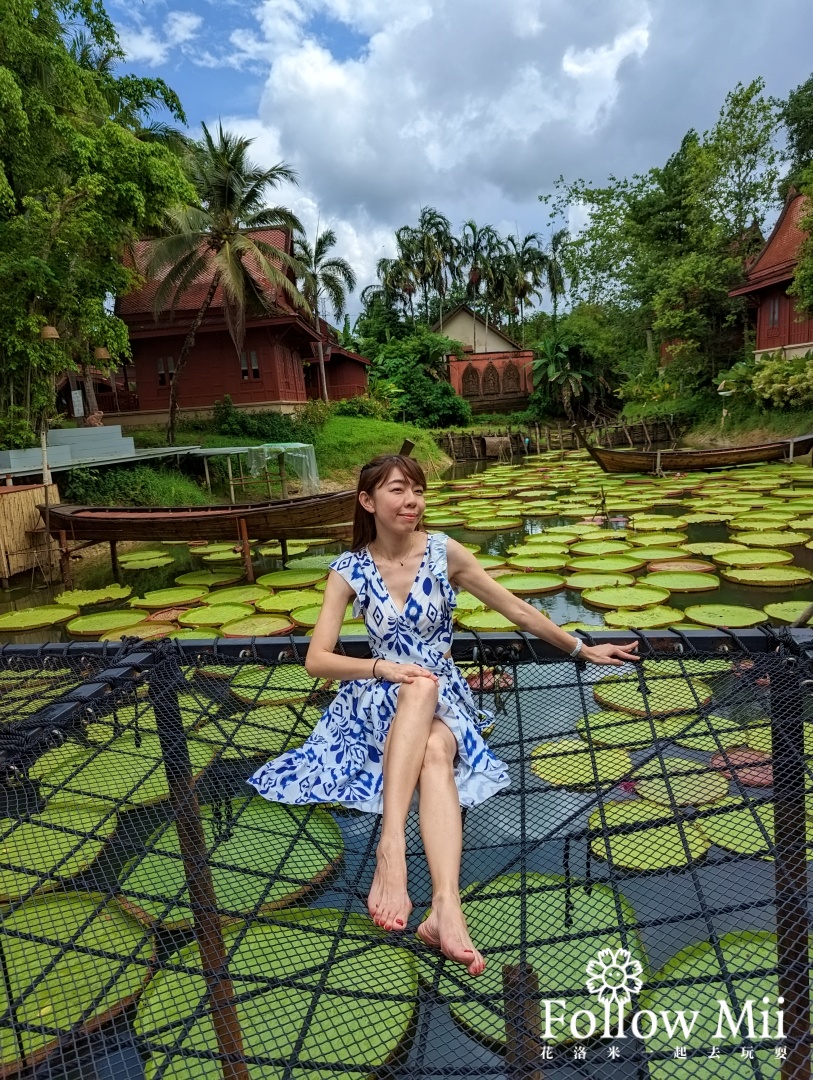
[0,606,78,632]
[131,587,209,610]
[202,550,248,564]
[582,584,670,610]
[683,542,745,556]
[566,555,648,573]
[465,517,522,530]
[178,604,254,627]
[565,572,635,590]
[230,664,327,706]
[256,589,325,613]
[603,606,687,629]
[589,800,711,871]
[204,585,270,605]
[473,554,508,569]
[257,569,328,588]
[165,627,224,640]
[683,603,767,628]
[292,604,358,627]
[175,570,245,587]
[764,601,813,624]
[530,739,632,788]
[720,566,813,586]
[0,893,153,1072]
[634,756,730,805]
[694,796,813,857]
[122,556,174,570]
[710,748,774,787]
[569,540,631,556]
[31,732,215,807]
[66,609,148,638]
[193,704,318,762]
[415,873,646,1046]
[641,658,731,678]
[731,530,810,547]
[497,572,565,594]
[454,591,486,612]
[670,714,746,753]
[220,614,296,637]
[631,546,692,562]
[457,610,519,631]
[639,571,720,592]
[188,542,236,555]
[0,802,119,901]
[135,908,417,1079]
[55,584,132,607]
[646,558,715,573]
[101,622,175,642]
[627,532,688,546]
[593,675,712,716]
[284,554,341,570]
[577,711,688,748]
[505,554,569,571]
[118,798,343,929]
[713,547,794,567]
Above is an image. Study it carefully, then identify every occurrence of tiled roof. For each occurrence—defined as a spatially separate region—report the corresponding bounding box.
[117,229,297,317]
[730,191,810,295]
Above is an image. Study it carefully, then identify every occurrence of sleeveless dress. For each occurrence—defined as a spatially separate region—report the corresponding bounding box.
[247,533,511,814]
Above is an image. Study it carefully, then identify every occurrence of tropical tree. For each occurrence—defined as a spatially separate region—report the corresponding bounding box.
[148,122,307,443]
[505,232,546,342]
[293,227,356,400]
[460,221,502,349]
[541,228,570,331]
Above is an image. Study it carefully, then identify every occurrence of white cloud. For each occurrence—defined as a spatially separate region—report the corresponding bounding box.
[119,9,203,67]
[562,16,651,132]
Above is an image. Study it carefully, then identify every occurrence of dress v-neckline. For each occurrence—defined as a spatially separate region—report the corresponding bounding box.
[367,534,430,617]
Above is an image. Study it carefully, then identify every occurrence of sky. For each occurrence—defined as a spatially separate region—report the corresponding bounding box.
[110,0,813,317]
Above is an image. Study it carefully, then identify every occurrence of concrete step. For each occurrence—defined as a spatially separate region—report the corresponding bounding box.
[0,446,74,471]
[69,438,136,462]
[48,426,123,445]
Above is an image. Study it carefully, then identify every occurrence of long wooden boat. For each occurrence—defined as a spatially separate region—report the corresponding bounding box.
[573,426,813,474]
[40,489,358,543]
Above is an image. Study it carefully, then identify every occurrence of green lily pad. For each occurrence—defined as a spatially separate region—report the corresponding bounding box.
[193,705,318,762]
[639,571,720,592]
[66,609,149,638]
[423,514,465,526]
[634,756,731,805]
[634,546,693,562]
[189,542,237,554]
[465,517,522,530]
[669,714,746,753]
[204,585,270,605]
[629,516,688,531]
[257,569,328,588]
[0,893,153,1071]
[728,516,795,532]
[530,739,632,788]
[683,542,745,556]
[713,547,795,568]
[603,606,687,629]
[473,554,507,569]
[0,802,119,901]
[220,614,296,637]
[0,606,79,632]
[55,585,132,607]
[731,530,810,547]
[497,572,565,594]
[122,556,174,570]
[284,554,340,570]
[589,800,711,871]
[789,516,813,529]
[131,587,209,610]
[230,664,326,706]
[646,558,715,573]
[693,797,796,857]
[683,603,767,628]
[255,589,325,613]
[594,675,712,716]
[175,570,245,587]
[135,909,417,1079]
[292,604,359,627]
[582,584,671,610]
[165,627,224,640]
[202,550,249,564]
[457,609,519,631]
[31,732,215,807]
[118,798,343,929]
[566,555,648,573]
[577,711,688,748]
[100,621,175,641]
[455,591,486,611]
[414,873,646,1047]
[641,658,732,677]
[561,621,605,631]
[511,541,570,554]
[505,554,569,571]
[627,532,688,546]
[178,604,254,627]
[720,566,813,586]
[569,540,631,556]
[565,572,636,590]
[309,619,368,638]
[764,601,813,624]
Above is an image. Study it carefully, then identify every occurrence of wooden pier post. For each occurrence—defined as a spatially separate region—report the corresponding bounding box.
[110,540,120,581]
[503,963,544,1080]
[58,530,72,588]
[237,519,254,584]
[277,453,288,500]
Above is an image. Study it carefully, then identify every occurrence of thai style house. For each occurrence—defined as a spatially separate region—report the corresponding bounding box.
[729,189,813,360]
[84,229,368,425]
[434,305,534,413]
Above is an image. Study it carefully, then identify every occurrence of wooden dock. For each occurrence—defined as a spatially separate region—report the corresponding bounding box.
[436,418,679,461]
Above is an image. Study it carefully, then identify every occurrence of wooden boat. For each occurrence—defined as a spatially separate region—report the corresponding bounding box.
[573,426,813,474]
[40,489,358,543]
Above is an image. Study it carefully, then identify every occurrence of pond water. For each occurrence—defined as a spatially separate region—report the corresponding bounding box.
[2,449,813,643]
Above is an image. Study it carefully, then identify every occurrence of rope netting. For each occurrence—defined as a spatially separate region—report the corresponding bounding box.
[0,630,810,1079]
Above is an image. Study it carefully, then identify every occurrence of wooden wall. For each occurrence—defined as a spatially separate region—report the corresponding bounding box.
[0,484,60,581]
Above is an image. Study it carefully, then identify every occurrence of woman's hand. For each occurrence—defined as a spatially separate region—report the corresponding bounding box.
[581,642,640,666]
[379,661,438,684]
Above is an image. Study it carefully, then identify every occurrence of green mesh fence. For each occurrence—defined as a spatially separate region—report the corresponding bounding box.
[0,629,810,1079]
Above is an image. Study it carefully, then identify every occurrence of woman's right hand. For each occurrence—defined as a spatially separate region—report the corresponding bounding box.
[378,661,438,684]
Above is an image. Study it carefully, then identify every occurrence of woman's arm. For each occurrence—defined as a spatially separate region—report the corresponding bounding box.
[446,538,638,666]
[304,570,437,683]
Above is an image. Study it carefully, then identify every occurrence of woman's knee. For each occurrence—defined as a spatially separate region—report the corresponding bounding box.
[398,677,439,711]
[421,722,456,771]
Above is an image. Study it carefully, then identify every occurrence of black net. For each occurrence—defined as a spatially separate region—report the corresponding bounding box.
[0,630,810,1079]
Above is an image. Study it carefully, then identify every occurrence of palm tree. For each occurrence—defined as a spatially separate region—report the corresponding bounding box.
[414,207,457,326]
[541,227,570,331]
[148,122,306,443]
[294,227,356,400]
[460,221,501,349]
[506,232,545,343]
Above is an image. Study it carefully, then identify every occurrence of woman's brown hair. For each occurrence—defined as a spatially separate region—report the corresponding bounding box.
[351,454,428,550]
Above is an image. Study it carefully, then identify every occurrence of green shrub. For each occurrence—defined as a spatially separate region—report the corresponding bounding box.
[63,465,209,506]
[211,395,320,443]
[751,350,813,408]
[0,406,36,450]
[333,395,391,420]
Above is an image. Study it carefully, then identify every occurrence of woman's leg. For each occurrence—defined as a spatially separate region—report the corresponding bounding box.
[368,678,439,930]
[415,720,486,976]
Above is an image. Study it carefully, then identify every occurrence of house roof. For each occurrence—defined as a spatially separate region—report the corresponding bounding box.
[431,304,523,350]
[729,190,810,297]
[117,229,298,318]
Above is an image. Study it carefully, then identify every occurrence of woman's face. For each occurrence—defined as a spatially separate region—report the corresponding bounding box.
[359,467,425,532]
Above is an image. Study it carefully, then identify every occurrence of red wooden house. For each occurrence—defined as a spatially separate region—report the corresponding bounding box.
[729,190,813,359]
[110,229,368,424]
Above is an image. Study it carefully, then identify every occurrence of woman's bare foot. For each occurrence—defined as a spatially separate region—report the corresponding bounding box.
[416,895,486,976]
[367,838,412,930]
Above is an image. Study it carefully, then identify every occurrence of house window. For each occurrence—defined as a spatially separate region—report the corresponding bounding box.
[250,350,260,379]
[167,356,175,382]
[157,358,166,387]
[240,352,249,380]
[768,296,781,328]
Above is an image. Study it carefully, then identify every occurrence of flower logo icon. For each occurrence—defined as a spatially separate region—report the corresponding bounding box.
[585,948,643,1006]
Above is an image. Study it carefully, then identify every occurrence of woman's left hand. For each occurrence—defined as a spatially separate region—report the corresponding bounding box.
[581,642,640,666]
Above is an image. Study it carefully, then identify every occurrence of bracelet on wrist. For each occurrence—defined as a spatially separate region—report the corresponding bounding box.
[569,638,584,659]
[372,658,383,681]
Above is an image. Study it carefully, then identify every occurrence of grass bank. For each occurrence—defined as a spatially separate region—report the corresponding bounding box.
[683,407,813,449]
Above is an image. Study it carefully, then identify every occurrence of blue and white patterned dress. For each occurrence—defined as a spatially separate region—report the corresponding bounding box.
[247,532,511,814]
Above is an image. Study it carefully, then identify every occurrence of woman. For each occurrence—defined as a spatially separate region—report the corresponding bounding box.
[248,454,638,975]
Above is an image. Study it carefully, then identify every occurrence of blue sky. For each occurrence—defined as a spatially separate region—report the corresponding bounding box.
[109,0,813,316]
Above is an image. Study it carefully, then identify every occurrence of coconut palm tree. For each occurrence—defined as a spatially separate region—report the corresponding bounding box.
[294,227,356,400]
[542,227,570,331]
[148,122,306,443]
[505,232,546,342]
[460,221,502,349]
[414,207,457,326]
